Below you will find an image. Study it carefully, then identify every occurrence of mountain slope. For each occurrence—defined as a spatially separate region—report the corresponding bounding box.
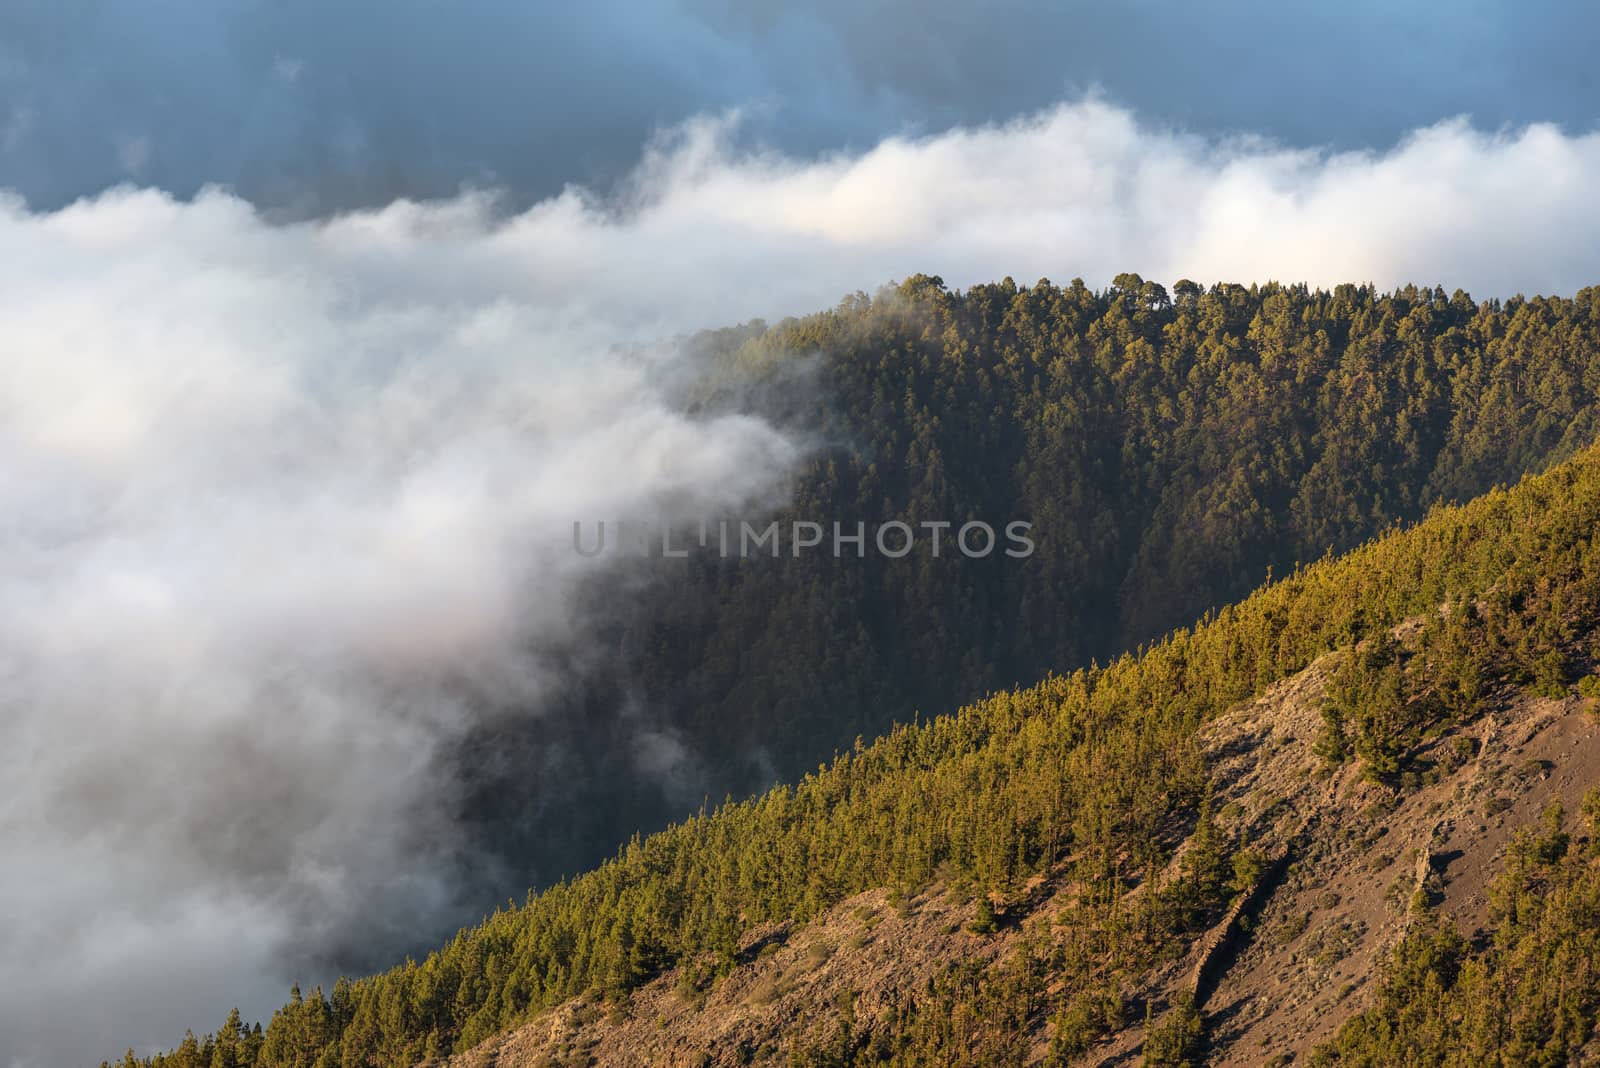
[466,277,1600,903]
[440,646,1600,1066]
[116,392,1600,1067]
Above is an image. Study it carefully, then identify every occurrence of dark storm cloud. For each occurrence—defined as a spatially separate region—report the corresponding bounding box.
[1,0,1596,213]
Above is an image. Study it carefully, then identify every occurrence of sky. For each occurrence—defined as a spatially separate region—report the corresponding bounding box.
[3,4,1600,1067]
[2,0,1598,214]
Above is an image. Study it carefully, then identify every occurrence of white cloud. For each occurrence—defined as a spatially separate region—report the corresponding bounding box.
[0,187,800,1068]
[598,102,1600,301]
[5,97,1600,1065]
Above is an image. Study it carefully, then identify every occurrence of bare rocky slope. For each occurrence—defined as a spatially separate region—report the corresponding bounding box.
[447,621,1600,1067]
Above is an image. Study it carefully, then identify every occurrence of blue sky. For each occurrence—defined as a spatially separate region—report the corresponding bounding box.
[2,0,1596,212]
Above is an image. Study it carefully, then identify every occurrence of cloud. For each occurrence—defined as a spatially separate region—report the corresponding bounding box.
[7,97,1600,1065]
[1,0,1596,213]
[0,188,803,1067]
[613,103,1600,299]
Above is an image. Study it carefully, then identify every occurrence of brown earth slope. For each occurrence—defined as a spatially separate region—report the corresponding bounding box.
[449,634,1600,1068]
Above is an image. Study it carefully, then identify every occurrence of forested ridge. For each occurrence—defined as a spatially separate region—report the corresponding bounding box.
[481,275,1600,905]
[664,273,1600,754]
[116,327,1600,1065]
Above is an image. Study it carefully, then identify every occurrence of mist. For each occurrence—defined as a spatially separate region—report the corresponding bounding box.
[0,190,806,1067]
[9,99,1600,1066]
